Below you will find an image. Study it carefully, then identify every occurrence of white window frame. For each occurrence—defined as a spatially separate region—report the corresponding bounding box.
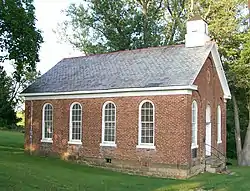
[191,100,198,149]
[68,102,82,145]
[41,103,53,143]
[217,105,222,144]
[137,100,155,149]
[100,101,117,147]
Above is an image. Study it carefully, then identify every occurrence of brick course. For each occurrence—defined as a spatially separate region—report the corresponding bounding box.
[24,56,227,178]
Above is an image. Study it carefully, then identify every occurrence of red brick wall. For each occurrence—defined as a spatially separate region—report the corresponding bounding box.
[25,95,192,166]
[190,55,227,163]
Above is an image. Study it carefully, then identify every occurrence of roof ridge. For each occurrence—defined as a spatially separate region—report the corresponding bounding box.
[63,44,185,60]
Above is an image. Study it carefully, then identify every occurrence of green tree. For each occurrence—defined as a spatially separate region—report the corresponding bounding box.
[0,66,18,128]
[58,0,187,54]
[0,0,43,127]
[0,0,43,81]
[230,30,250,165]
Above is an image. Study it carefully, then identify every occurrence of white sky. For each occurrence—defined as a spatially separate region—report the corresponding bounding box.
[34,0,83,74]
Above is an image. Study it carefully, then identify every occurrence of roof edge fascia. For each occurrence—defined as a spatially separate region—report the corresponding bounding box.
[21,85,198,97]
[211,45,231,99]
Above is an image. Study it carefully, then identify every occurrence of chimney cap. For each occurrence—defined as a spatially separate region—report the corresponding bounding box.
[188,15,207,23]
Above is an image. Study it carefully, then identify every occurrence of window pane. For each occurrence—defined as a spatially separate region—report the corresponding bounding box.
[149,137,153,144]
[141,137,146,143]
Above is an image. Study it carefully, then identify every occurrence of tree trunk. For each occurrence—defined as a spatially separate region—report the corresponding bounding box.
[232,94,243,165]
[142,0,149,47]
[241,98,250,165]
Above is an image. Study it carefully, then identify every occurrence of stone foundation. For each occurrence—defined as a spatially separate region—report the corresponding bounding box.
[35,143,205,179]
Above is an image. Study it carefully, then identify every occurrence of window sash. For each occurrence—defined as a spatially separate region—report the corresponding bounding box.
[191,101,198,147]
[217,106,222,143]
[43,104,53,140]
[70,104,82,142]
[139,102,154,145]
[104,122,115,142]
[141,122,154,144]
[103,103,116,144]
[191,123,197,145]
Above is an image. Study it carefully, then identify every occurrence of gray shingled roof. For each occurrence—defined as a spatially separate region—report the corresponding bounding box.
[23,42,214,94]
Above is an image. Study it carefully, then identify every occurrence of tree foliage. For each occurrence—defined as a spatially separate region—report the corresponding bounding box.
[0,0,42,127]
[59,0,187,54]
[0,66,18,127]
[0,0,43,81]
[229,30,250,165]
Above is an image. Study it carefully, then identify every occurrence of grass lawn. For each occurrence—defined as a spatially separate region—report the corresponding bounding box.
[0,131,249,191]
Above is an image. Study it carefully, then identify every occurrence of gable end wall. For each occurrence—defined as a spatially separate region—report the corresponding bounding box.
[190,54,227,164]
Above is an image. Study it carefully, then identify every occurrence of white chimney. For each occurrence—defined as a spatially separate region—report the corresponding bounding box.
[185,16,211,47]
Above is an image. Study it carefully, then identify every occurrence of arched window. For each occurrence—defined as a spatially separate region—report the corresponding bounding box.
[101,101,116,146]
[138,100,155,148]
[42,103,53,142]
[69,103,82,143]
[217,105,222,143]
[191,100,198,148]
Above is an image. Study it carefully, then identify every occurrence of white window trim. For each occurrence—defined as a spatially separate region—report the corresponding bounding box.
[68,141,82,145]
[217,105,222,144]
[191,100,198,149]
[41,139,53,143]
[69,102,82,144]
[137,100,155,149]
[101,101,116,147]
[100,143,117,147]
[136,145,156,149]
[191,144,199,149]
[41,103,53,142]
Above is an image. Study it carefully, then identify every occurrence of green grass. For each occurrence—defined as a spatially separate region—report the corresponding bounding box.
[0,131,249,191]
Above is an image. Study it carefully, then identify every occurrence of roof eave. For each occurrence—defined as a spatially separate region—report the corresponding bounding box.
[21,85,198,97]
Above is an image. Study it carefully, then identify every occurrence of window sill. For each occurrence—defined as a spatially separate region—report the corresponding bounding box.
[100,143,117,147]
[217,141,222,144]
[41,139,53,143]
[191,145,199,149]
[136,145,155,149]
[68,141,82,145]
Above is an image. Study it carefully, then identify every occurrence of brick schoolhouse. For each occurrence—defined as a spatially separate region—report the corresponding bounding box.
[22,17,231,178]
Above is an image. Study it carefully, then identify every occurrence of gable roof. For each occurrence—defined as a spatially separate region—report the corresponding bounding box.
[22,42,231,99]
